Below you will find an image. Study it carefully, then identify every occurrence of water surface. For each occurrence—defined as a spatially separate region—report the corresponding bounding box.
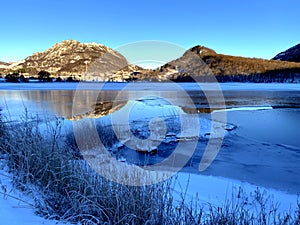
[0,82,299,194]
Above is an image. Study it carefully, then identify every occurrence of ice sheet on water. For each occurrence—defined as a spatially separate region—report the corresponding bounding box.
[214,106,273,112]
[96,97,232,153]
[1,82,300,91]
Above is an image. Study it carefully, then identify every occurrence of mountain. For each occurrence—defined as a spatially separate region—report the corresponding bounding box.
[272,43,300,62]
[1,40,146,81]
[0,62,13,76]
[0,61,9,65]
[156,45,300,82]
[2,40,300,82]
[0,61,11,69]
[20,40,130,79]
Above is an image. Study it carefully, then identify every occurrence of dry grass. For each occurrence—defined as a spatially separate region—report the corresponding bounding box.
[0,111,299,224]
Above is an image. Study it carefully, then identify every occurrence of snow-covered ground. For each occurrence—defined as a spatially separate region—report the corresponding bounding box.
[0,163,69,225]
[0,163,297,225]
[174,172,298,215]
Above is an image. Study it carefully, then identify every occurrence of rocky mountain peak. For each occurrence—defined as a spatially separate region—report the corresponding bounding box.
[21,40,114,75]
[188,45,217,57]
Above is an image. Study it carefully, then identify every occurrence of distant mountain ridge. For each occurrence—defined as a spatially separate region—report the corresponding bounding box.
[155,45,300,82]
[0,61,10,65]
[1,40,300,82]
[0,61,11,68]
[273,43,300,62]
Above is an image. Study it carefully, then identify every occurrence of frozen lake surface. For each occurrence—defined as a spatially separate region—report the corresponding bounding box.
[0,82,300,195]
[1,81,300,91]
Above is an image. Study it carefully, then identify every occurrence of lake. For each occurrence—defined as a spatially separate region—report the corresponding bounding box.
[0,82,300,194]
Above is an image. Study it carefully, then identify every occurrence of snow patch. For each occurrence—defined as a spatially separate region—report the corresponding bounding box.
[0,161,69,225]
[174,172,298,215]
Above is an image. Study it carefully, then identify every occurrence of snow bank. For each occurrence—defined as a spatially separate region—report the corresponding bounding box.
[174,172,298,215]
[0,163,69,225]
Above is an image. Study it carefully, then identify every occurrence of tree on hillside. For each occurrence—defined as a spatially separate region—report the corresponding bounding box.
[16,68,27,74]
[38,70,52,82]
[66,76,79,82]
[55,77,63,82]
[5,73,20,82]
[19,75,28,82]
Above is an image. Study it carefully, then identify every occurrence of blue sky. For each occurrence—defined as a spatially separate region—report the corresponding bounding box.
[0,0,299,62]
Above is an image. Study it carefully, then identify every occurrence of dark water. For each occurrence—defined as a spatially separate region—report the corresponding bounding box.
[0,83,300,194]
